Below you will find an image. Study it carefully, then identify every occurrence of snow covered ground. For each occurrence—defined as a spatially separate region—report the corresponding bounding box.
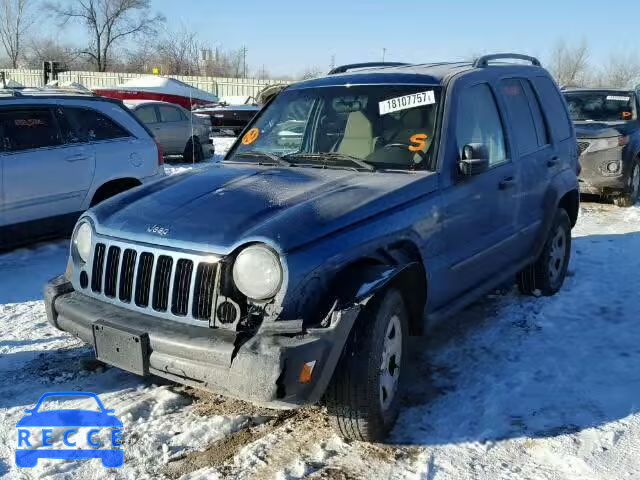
[1,138,640,479]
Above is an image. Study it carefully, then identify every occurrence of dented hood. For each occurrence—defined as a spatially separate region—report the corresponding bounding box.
[91,163,436,253]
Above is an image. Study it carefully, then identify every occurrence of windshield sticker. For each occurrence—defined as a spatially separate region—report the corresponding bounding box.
[379,90,435,116]
[607,95,631,102]
[242,127,260,145]
[622,111,633,120]
[408,133,428,152]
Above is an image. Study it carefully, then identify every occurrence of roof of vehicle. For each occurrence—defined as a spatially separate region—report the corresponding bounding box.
[289,54,545,90]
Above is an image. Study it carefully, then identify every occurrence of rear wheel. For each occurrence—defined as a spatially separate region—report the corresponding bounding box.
[325,288,408,442]
[613,160,640,207]
[517,208,571,296]
[183,137,204,163]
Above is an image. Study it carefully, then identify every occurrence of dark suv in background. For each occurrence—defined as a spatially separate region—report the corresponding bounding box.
[563,88,640,206]
[46,54,579,442]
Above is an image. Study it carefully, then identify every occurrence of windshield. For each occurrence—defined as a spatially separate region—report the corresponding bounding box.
[227,85,441,171]
[564,91,636,122]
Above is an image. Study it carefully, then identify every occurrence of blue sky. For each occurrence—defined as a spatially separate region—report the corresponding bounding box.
[81,0,640,76]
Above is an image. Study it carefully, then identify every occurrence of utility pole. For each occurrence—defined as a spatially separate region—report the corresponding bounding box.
[241,45,248,78]
[382,48,386,62]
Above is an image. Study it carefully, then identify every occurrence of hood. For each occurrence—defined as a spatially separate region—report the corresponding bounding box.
[91,164,437,253]
[574,121,639,139]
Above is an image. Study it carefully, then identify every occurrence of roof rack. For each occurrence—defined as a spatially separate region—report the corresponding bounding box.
[328,62,410,75]
[473,53,541,68]
[0,86,95,98]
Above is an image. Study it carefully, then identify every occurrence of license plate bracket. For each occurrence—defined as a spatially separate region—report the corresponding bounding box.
[93,321,149,376]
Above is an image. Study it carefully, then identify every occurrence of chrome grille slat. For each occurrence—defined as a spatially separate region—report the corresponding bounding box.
[152,255,173,312]
[171,259,194,317]
[104,246,121,298]
[83,237,220,326]
[91,243,106,293]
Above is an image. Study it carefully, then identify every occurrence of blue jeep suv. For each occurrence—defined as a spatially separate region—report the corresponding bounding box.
[45,53,579,441]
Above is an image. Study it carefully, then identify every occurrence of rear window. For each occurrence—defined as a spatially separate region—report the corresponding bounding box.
[500,79,539,154]
[563,91,636,122]
[158,105,184,122]
[135,105,158,124]
[531,76,572,141]
[62,107,131,142]
[0,108,62,152]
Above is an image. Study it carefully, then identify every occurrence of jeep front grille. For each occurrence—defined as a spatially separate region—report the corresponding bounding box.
[88,241,219,324]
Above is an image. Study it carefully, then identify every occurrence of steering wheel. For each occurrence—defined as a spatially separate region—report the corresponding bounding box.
[381,142,427,161]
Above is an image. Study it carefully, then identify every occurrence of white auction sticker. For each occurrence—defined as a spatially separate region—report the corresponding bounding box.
[379,90,435,115]
[606,95,630,102]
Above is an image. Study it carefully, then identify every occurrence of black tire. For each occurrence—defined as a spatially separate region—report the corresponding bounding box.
[517,208,571,296]
[325,288,408,442]
[183,137,204,163]
[613,159,640,207]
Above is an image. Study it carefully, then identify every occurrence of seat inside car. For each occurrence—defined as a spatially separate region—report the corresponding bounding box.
[337,111,375,158]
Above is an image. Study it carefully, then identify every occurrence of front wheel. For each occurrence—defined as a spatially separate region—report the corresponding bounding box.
[518,208,572,296]
[613,160,640,207]
[325,288,408,442]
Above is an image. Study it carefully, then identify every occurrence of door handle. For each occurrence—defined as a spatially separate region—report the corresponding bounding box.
[499,177,516,190]
[65,154,88,162]
[547,156,559,168]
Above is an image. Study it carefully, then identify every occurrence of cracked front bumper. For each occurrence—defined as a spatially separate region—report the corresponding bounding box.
[44,275,359,409]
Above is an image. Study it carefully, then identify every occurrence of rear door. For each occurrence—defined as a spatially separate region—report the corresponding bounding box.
[157,104,190,154]
[0,105,95,227]
[437,78,521,303]
[497,78,553,254]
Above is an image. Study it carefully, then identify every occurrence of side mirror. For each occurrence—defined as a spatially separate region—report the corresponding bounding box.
[458,143,490,176]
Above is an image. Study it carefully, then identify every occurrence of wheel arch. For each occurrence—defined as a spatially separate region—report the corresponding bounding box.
[558,188,579,227]
[329,240,428,336]
[90,177,142,207]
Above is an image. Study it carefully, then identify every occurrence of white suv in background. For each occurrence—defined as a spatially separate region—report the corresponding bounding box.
[0,91,165,249]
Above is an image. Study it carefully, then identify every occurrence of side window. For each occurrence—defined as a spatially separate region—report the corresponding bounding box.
[456,83,507,166]
[499,79,539,154]
[158,105,183,123]
[531,76,572,141]
[63,107,130,142]
[521,80,549,147]
[0,108,62,152]
[135,106,158,124]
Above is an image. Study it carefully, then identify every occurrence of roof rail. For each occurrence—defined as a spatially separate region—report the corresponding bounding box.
[328,62,410,75]
[473,53,541,68]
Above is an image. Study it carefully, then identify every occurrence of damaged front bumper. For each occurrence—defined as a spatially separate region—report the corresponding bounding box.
[44,275,359,409]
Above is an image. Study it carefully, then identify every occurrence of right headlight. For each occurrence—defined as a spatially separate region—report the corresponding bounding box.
[73,221,93,264]
[232,244,283,300]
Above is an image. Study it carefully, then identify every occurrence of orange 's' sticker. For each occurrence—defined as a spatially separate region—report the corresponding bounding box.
[242,128,260,145]
[409,133,428,152]
[622,111,632,120]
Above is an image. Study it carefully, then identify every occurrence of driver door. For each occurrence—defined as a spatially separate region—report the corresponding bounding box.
[435,79,521,304]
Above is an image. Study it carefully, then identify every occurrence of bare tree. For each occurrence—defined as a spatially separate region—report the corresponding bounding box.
[154,27,200,75]
[0,0,35,68]
[48,0,164,72]
[548,39,591,87]
[26,36,84,68]
[596,53,640,89]
[299,66,323,80]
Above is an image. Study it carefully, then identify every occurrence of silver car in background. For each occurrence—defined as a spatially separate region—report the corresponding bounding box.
[0,92,164,249]
[125,100,214,162]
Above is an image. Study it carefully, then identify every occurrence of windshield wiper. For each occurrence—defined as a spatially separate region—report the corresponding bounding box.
[231,151,292,167]
[283,152,376,171]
